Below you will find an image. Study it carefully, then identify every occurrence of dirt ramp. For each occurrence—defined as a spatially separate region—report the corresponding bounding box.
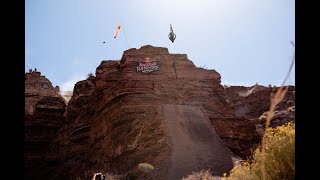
[163,104,234,179]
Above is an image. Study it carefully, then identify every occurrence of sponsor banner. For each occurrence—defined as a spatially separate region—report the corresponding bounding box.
[136,57,160,73]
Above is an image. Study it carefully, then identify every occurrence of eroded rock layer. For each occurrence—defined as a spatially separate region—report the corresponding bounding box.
[25,72,66,179]
[25,45,295,180]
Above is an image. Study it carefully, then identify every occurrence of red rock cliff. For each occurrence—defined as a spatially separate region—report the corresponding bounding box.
[25,72,66,179]
[47,45,236,179]
[25,45,295,180]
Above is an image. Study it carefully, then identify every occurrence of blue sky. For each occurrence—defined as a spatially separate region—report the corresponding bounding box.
[25,0,295,91]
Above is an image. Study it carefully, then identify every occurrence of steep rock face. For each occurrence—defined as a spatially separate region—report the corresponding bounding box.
[45,77,96,179]
[255,86,295,129]
[25,72,66,179]
[209,117,261,158]
[224,85,295,120]
[214,85,295,157]
[49,45,236,179]
[25,72,62,115]
[25,45,295,179]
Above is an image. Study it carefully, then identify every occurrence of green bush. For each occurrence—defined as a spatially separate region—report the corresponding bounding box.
[228,122,295,180]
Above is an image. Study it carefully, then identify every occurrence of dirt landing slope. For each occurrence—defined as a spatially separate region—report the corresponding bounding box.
[163,104,235,180]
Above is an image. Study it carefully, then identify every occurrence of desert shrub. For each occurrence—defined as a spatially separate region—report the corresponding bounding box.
[87,72,94,78]
[182,169,217,180]
[228,122,295,180]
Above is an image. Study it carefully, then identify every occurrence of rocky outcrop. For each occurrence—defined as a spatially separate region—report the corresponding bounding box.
[209,117,261,158]
[25,72,66,179]
[215,85,295,157]
[25,72,62,115]
[255,86,295,129]
[45,77,97,179]
[25,45,295,179]
[45,45,236,180]
[224,85,295,120]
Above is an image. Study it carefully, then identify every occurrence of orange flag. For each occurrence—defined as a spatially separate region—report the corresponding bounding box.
[114,24,121,38]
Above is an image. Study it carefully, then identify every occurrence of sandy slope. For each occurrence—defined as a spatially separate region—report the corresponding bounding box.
[163,104,236,180]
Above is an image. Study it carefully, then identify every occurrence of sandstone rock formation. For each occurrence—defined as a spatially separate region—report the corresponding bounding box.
[224,85,295,133]
[208,117,261,158]
[215,85,295,157]
[25,72,66,179]
[43,45,236,180]
[25,45,295,180]
[25,72,62,115]
[224,85,295,121]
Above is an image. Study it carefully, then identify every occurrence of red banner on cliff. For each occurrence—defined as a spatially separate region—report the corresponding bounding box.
[136,57,160,73]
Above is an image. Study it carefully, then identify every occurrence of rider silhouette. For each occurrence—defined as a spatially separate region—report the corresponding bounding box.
[168,24,176,43]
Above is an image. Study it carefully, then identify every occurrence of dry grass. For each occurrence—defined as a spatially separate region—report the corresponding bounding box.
[227,41,295,180]
[261,86,289,179]
[182,169,217,180]
[182,121,295,180]
[260,41,295,180]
